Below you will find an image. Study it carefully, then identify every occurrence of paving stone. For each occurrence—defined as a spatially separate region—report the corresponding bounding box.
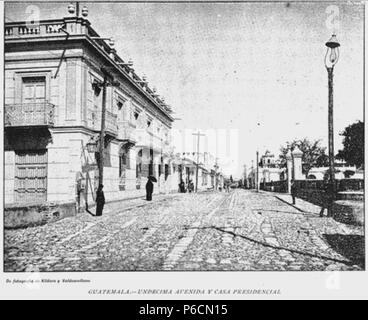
[4,190,364,272]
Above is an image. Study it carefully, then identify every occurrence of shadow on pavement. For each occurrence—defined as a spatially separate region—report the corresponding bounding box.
[187,226,355,267]
[323,234,365,269]
[254,208,321,219]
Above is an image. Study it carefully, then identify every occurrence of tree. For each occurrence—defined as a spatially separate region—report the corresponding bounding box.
[279,138,329,177]
[336,121,364,168]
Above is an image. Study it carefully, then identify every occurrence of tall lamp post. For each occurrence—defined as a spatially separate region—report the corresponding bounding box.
[324,34,340,217]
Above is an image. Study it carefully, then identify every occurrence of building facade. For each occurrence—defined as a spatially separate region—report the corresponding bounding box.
[176,152,224,191]
[4,10,178,210]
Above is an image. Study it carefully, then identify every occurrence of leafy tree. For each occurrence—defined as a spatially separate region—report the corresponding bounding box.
[336,121,364,169]
[279,138,329,177]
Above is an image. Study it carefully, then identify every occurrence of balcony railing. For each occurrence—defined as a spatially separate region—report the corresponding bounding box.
[5,102,55,127]
[105,110,118,136]
[118,125,136,143]
[5,19,111,55]
[5,21,68,37]
[88,109,118,136]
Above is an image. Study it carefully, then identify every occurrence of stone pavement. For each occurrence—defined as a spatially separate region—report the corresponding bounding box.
[4,190,365,272]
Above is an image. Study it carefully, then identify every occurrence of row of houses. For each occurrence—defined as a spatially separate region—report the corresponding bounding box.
[3,6,224,216]
[243,150,363,189]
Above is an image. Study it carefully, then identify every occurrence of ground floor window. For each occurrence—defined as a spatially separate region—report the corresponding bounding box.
[119,148,131,190]
[149,163,154,177]
[14,149,47,203]
[158,164,162,177]
[165,164,170,181]
[202,172,207,186]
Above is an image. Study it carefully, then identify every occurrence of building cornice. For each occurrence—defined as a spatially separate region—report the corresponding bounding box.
[5,18,174,126]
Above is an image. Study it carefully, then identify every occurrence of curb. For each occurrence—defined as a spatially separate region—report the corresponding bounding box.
[83,190,213,216]
[274,195,305,213]
[85,194,181,216]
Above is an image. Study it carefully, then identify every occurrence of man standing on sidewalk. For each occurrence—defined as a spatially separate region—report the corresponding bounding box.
[96,184,105,216]
[146,177,154,201]
[319,178,334,217]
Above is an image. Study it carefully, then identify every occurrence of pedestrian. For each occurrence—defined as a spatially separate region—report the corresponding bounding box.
[225,181,230,193]
[96,184,105,216]
[290,179,296,205]
[188,180,194,193]
[146,177,154,201]
[320,177,334,217]
[179,180,185,193]
[76,172,83,213]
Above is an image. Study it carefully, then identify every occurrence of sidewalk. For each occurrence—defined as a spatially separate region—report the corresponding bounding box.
[84,192,183,216]
[268,192,322,215]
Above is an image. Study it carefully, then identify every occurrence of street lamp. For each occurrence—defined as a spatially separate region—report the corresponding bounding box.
[324,34,340,217]
[86,140,98,153]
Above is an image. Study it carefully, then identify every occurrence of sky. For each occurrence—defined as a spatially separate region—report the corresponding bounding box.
[5,1,364,178]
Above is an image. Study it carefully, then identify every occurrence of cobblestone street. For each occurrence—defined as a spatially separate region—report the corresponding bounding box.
[4,190,365,272]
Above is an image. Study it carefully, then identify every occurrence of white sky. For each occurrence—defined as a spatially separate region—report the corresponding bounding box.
[5,1,364,178]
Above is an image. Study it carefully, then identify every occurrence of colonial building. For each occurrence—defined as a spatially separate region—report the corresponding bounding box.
[4,6,177,211]
[259,151,285,183]
[176,152,223,191]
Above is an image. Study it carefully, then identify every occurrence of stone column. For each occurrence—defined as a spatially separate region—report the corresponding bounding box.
[286,151,292,193]
[292,146,303,180]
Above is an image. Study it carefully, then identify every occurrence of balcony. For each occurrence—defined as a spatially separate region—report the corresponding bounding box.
[118,123,137,144]
[5,102,55,127]
[88,109,118,137]
[5,21,65,38]
[5,18,111,56]
[105,110,118,136]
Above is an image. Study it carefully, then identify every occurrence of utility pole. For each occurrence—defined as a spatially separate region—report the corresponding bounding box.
[214,157,219,191]
[98,76,108,190]
[256,151,259,192]
[95,68,119,216]
[192,131,205,192]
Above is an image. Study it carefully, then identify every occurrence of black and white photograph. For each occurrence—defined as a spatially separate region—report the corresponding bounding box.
[1,0,367,299]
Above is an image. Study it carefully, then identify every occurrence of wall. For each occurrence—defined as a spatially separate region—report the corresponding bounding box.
[4,202,76,229]
[260,180,288,193]
[4,150,15,204]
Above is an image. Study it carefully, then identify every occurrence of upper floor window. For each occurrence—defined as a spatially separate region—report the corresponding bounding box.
[22,77,46,104]
[117,101,123,110]
[93,80,102,109]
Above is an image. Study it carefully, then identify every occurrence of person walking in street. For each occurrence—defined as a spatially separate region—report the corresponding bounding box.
[146,177,154,201]
[188,180,194,193]
[96,184,105,216]
[76,172,83,213]
[179,180,185,193]
[225,181,230,193]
